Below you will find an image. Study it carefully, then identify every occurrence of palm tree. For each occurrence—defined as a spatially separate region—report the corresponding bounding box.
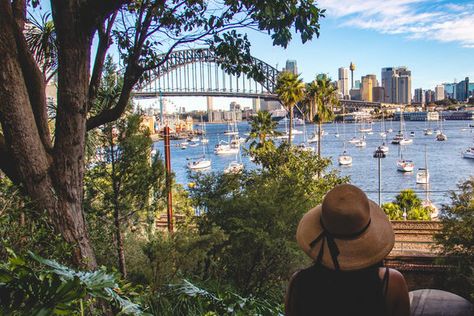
[308,74,339,157]
[25,13,57,84]
[275,72,305,145]
[246,110,281,156]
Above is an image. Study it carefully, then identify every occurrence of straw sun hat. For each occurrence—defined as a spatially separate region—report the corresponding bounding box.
[296,184,394,271]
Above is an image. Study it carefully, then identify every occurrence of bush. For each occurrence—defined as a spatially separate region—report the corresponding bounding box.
[382,189,431,220]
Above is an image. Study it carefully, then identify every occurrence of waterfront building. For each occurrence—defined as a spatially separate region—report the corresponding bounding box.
[338,67,350,97]
[360,74,377,102]
[455,77,470,102]
[260,100,282,111]
[443,82,456,99]
[393,111,439,121]
[414,88,425,104]
[381,67,412,104]
[284,60,298,75]
[441,110,474,120]
[435,85,445,101]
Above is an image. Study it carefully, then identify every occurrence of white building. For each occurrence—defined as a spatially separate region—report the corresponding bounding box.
[338,67,349,98]
[435,85,445,101]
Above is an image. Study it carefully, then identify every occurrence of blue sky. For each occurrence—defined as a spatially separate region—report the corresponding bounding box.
[156,0,474,111]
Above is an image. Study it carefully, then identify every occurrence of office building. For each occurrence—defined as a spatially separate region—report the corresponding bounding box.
[252,98,261,112]
[381,67,412,104]
[338,67,350,97]
[349,89,361,101]
[414,88,425,104]
[435,85,445,101]
[284,60,298,75]
[425,90,435,104]
[206,96,214,122]
[354,80,361,89]
[372,86,385,103]
[443,83,456,99]
[455,77,470,101]
[229,101,241,111]
[360,74,377,102]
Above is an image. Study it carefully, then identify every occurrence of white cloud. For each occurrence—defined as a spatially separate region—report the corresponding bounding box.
[318,0,474,48]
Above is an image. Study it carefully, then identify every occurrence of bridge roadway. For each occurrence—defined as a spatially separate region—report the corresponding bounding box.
[132,90,278,100]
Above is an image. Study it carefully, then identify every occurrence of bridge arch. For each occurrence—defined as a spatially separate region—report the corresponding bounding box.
[134,48,280,100]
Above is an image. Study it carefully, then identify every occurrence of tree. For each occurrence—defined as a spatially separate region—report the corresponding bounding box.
[435,178,474,300]
[246,110,280,160]
[382,189,431,220]
[306,74,337,157]
[275,72,305,145]
[0,1,325,268]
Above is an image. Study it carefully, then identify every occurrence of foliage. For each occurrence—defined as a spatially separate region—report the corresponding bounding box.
[189,143,347,296]
[382,189,431,220]
[0,177,72,264]
[245,111,280,159]
[275,72,305,144]
[25,13,57,83]
[0,251,144,315]
[435,178,474,300]
[304,74,338,156]
[145,279,283,316]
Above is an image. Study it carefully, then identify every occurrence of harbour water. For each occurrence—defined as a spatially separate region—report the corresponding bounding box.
[153,120,474,208]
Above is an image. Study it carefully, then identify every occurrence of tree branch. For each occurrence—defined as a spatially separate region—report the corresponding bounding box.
[87,11,118,113]
[11,0,26,30]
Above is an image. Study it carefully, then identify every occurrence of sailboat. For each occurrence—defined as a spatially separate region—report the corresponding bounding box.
[338,108,352,165]
[392,110,412,145]
[297,121,315,152]
[436,112,447,141]
[224,146,244,174]
[201,116,209,144]
[396,145,414,172]
[379,112,387,138]
[416,145,430,184]
[187,139,211,170]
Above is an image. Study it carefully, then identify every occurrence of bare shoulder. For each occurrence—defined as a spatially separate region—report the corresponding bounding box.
[379,268,410,316]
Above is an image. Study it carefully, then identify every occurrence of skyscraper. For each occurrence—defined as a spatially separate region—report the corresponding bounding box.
[349,62,356,89]
[360,74,377,102]
[338,67,349,97]
[285,60,298,75]
[381,67,412,104]
[414,88,424,104]
[435,85,445,101]
[455,77,470,101]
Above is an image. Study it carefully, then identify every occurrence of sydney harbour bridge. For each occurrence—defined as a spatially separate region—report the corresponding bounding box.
[133,48,280,102]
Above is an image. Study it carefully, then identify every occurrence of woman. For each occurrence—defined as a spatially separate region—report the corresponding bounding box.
[286,184,410,316]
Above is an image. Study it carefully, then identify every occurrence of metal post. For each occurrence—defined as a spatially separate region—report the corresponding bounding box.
[164,126,173,232]
[373,147,386,206]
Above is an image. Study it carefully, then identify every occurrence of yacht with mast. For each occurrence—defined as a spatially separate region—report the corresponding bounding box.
[436,112,447,141]
[392,110,412,145]
[187,140,211,170]
[396,145,414,172]
[338,108,352,165]
[416,145,430,184]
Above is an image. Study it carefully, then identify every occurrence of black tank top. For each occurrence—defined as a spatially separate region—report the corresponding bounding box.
[286,264,389,316]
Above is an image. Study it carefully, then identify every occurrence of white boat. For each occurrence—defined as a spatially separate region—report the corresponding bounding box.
[151,149,157,156]
[379,132,387,138]
[190,136,200,142]
[416,146,430,184]
[180,143,188,150]
[436,133,447,141]
[397,159,414,172]
[355,140,366,147]
[224,161,244,174]
[348,137,360,144]
[308,134,318,143]
[410,132,415,137]
[391,132,404,144]
[201,138,209,144]
[338,151,352,165]
[297,143,315,152]
[397,145,414,172]
[399,138,413,145]
[463,147,474,159]
[187,157,211,170]
[188,142,199,147]
[416,168,429,184]
[291,128,303,135]
[387,128,393,133]
[214,141,239,155]
[379,143,389,153]
[424,129,433,135]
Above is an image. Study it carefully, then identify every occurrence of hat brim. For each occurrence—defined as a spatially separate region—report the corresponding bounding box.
[296,200,394,271]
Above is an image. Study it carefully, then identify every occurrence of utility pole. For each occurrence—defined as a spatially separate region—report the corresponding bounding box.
[373,147,386,206]
[164,126,173,232]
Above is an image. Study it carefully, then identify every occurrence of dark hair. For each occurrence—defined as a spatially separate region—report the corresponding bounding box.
[286,262,386,316]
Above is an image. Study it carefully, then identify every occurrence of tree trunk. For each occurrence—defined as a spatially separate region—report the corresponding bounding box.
[288,106,293,145]
[114,206,127,278]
